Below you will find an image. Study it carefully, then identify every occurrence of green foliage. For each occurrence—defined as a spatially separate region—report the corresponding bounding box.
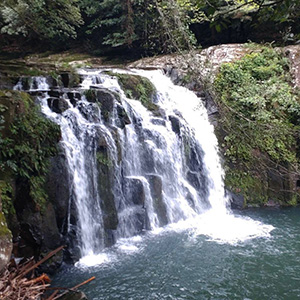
[0,181,15,219]
[0,0,83,41]
[84,89,97,102]
[224,169,268,206]
[177,0,299,43]
[79,0,194,55]
[0,212,11,237]
[0,91,61,211]
[96,152,112,167]
[214,47,300,203]
[109,72,159,112]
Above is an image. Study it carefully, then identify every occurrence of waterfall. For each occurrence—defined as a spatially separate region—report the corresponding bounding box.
[15,68,266,262]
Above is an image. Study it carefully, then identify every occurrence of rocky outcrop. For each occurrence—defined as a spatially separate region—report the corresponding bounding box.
[129,44,300,208]
[146,174,168,227]
[0,212,12,272]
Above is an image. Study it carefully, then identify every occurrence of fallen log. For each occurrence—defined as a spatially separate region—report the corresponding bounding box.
[46,276,95,300]
[16,245,65,280]
[0,245,65,300]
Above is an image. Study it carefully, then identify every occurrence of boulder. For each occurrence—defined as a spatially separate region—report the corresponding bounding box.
[59,291,88,300]
[48,90,63,98]
[47,97,69,113]
[116,104,131,129]
[168,115,181,136]
[146,174,168,227]
[151,118,166,126]
[97,146,118,233]
[67,91,81,106]
[226,190,245,209]
[123,177,145,206]
[96,89,115,122]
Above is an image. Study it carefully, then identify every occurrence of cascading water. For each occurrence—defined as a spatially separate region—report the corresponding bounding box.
[14,69,273,265]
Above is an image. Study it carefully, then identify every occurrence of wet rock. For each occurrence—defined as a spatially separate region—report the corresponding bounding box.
[46,76,58,88]
[77,102,101,123]
[146,174,168,227]
[227,190,245,209]
[265,199,280,208]
[59,291,88,300]
[169,115,181,136]
[48,90,62,98]
[47,151,70,233]
[60,73,70,88]
[151,118,166,126]
[183,186,196,209]
[18,77,32,91]
[116,104,131,129]
[109,127,122,163]
[17,202,62,263]
[39,249,63,275]
[186,171,201,190]
[97,146,118,232]
[104,229,116,247]
[164,66,183,85]
[47,97,69,113]
[41,203,62,253]
[123,177,145,206]
[96,90,115,122]
[67,91,81,106]
[135,207,150,232]
[186,145,204,172]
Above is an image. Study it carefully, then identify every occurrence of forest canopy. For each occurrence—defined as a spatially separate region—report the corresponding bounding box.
[0,0,299,55]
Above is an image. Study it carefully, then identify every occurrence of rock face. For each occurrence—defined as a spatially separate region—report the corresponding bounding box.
[129,44,300,208]
[146,174,167,227]
[0,212,12,272]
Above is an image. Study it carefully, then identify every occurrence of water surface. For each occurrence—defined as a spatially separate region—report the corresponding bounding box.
[54,207,300,299]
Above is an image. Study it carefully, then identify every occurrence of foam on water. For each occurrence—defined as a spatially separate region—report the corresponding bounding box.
[195,211,274,245]
[76,253,114,268]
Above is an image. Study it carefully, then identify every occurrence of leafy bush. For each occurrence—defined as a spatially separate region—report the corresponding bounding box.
[0,91,61,211]
[214,47,300,204]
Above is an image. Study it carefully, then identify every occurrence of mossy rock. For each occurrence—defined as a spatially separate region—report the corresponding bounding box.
[0,212,12,272]
[0,90,61,213]
[214,46,300,207]
[106,72,160,114]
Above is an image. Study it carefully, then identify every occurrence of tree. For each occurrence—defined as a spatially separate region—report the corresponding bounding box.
[179,0,300,41]
[0,0,83,41]
[79,0,195,55]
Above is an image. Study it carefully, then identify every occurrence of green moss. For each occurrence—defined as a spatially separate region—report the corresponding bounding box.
[0,212,11,237]
[287,194,298,206]
[0,91,61,212]
[224,169,268,206]
[0,181,15,219]
[96,152,112,167]
[84,89,98,102]
[106,72,159,113]
[214,46,300,205]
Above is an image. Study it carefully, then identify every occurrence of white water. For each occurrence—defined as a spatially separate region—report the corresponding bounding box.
[14,70,274,267]
[78,69,274,266]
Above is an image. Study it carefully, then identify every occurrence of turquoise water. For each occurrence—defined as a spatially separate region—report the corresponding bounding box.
[53,208,300,299]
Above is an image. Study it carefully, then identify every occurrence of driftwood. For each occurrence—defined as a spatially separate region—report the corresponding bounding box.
[46,276,95,300]
[0,246,65,300]
[0,245,95,300]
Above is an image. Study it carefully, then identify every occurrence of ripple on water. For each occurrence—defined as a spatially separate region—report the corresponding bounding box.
[53,208,300,300]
